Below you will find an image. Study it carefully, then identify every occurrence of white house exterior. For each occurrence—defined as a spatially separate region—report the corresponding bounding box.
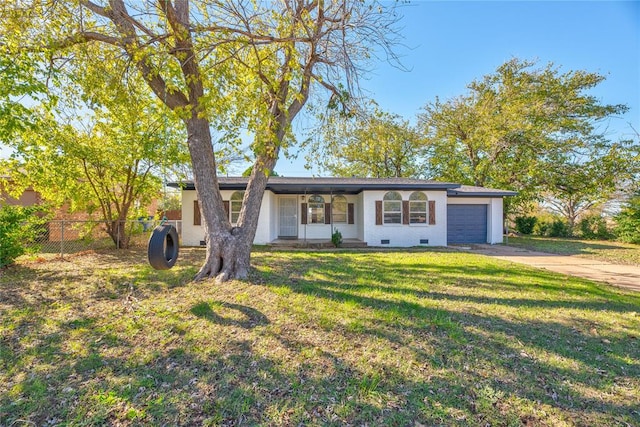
[171,177,516,247]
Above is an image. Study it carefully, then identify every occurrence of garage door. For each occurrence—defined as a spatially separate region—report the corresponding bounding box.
[447,205,488,244]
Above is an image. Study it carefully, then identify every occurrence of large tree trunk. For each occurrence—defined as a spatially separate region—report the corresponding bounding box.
[186,116,270,282]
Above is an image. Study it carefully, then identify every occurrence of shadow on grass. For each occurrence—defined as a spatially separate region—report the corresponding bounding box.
[0,248,206,313]
[2,248,639,425]
[250,251,640,423]
[191,301,270,329]
[1,303,421,425]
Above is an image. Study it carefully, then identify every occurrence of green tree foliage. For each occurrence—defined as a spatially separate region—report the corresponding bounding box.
[0,1,400,280]
[418,58,633,210]
[2,46,188,248]
[615,192,640,244]
[543,148,636,234]
[0,51,45,141]
[242,166,278,177]
[307,105,426,177]
[0,205,48,268]
[578,214,611,240]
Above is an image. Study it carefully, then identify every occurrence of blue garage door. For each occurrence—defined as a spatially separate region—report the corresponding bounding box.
[447,205,488,244]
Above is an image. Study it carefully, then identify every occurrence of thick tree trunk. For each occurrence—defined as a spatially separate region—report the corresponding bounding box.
[196,227,253,282]
[186,116,269,282]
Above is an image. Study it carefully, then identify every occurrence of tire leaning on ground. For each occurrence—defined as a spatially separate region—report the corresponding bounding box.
[147,224,179,270]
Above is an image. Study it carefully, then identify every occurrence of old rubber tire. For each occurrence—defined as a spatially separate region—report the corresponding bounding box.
[148,224,179,270]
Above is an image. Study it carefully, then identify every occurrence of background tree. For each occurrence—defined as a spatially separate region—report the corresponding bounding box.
[2,47,188,248]
[1,0,400,281]
[615,190,640,244]
[543,143,638,234]
[0,47,45,142]
[418,58,631,209]
[306,105,426,178]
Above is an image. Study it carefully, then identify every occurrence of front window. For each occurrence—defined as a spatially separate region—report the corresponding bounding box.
[308,194,325,224]
[230,191,244,224]
[332,195,347,223]
[409,192,427,224]
[383,191,402,224]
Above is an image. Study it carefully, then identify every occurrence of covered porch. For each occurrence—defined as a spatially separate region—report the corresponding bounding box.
[268,238,368,249]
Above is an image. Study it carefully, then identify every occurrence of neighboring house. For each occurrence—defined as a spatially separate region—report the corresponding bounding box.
[171,177,516,247]
[0,178,42,207]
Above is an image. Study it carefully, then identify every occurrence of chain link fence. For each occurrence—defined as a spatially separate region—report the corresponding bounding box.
[28,219,182,257]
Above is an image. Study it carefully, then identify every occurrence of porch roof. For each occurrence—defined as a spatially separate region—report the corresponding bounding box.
[169,176,461,194]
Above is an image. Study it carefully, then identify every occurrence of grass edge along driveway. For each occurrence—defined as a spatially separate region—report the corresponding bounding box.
[1,247,639,426]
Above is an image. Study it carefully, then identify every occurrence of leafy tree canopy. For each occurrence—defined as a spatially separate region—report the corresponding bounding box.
[417,58,634,210]
[0,0,401,280]
[1,41,189,247]
[306,104,426,178]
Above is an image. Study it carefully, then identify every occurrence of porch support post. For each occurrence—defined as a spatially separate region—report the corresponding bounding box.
[330,188,333,239]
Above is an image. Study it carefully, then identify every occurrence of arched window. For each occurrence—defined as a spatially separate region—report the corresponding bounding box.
[308,194,325,224]
[332,195,347,223]
[383,191,402,224]
[409,191,427,224]
[230,191,244,224]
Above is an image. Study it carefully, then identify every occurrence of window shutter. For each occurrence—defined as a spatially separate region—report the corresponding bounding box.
[429,200,436,225]
[348,203,355,224]
[301,203,308,224]
[324,203,331,224]
[375,201,382,225]
[402,200,409,225]
[193,200,201,226]
[223,201,230,219]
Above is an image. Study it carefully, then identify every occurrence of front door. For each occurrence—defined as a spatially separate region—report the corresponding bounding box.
[279,197,298,238]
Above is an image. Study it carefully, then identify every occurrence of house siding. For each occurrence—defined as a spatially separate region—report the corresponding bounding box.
[361,190,448,247]
[296,194,360,240]
[179,185,506,247]
[181,189,274,246]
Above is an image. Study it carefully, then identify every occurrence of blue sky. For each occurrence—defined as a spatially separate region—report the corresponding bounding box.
[279,0,640,176]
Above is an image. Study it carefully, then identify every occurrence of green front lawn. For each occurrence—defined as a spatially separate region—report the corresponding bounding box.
[1,248,639,426]
[507,236,640,265]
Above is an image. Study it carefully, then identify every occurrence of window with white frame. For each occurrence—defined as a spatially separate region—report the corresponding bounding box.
[230,191,244,224]
[308,194,325,224]
[409,191,427,224]
[383,191,402,224]
[332,195,347,223]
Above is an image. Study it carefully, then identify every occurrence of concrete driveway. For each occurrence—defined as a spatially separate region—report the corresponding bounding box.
[466,244,640,292]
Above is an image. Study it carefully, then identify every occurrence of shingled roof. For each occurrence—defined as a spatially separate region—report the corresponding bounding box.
[170,177,516,196]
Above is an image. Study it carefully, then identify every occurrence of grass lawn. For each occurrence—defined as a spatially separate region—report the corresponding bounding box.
[506,236,640,266]
[1,247,639,426]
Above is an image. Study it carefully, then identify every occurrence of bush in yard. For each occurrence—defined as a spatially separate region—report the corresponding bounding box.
[615,192,640,244]
[533,219,550,236]
[0,205,47,268]
[515,216,537,235]
[548,218,570,237]
[578,214,612,240]
[331,229,343,247]
[534,215,570,238]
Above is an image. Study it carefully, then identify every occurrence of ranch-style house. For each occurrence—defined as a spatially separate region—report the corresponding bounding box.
[171,177,516,247]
